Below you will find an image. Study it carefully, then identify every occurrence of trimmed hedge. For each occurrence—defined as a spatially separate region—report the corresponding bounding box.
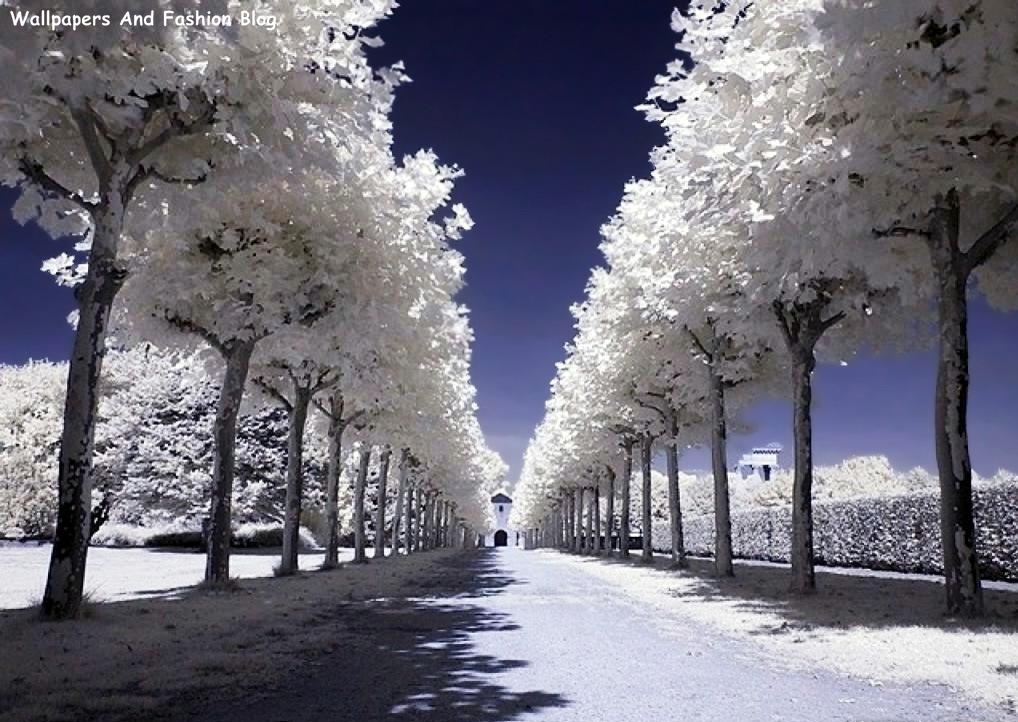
[654,482,1018,582]
[90,522,321,551]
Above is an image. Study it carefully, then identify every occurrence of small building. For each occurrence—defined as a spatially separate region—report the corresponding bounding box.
[484,492,520,547]
[737,444,782,482]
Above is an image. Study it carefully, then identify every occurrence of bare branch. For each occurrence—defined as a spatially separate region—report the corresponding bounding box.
[964,203,1018,274]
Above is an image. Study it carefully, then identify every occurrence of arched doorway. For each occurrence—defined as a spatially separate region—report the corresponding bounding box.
[494,530,508,547]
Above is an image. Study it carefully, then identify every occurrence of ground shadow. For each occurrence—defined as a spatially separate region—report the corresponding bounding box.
[571,550,1018,635]
[165,550,566,722]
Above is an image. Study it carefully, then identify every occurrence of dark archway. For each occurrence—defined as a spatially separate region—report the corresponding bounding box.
[494,530,508,547]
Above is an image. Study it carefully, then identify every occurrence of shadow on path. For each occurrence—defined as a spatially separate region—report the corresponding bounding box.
[570,550,1018,635]
[174,550,567,722]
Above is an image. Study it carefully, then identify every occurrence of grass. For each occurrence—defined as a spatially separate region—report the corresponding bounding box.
[195,576,243,593]
[0,549,457,722]
[28,590,101,621]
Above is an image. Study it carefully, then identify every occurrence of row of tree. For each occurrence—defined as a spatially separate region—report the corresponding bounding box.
[1,0,505,619]
[511,0,1018,617]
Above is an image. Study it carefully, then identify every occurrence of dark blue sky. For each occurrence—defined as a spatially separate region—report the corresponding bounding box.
[2,1,1017,479]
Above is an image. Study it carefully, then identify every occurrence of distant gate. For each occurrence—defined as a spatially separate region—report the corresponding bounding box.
[494,530,508,547]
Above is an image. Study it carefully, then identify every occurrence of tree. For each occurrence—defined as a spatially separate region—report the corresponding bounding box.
[253,362,336,575]
[118,174,363,584]
[1,0,397,617]
[810,0,1018,616]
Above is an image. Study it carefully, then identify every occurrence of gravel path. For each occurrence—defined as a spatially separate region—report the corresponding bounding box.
[189,548,1006,722]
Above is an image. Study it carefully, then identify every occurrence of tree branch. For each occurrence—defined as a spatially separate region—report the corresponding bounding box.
[18,157,97,210]
[86,101,116,148]
[873,225,931,239]
[163,312,225,355]
[964,203,1018,274]
[634,394,667,421]
[124,165,210,205]
[819,310,846,334]
[313,393,343,422]
[253,376,293,411]
[128,97,218,167]
[772,300,794,349]
[684,325,711,360]
[69,105,114,188]
[312,369,339,394]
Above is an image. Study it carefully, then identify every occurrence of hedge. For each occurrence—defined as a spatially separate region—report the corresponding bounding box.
[653,482,1018,582]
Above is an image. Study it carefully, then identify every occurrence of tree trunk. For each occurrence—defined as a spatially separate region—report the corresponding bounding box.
[708,350,734,578]
[322,410,345,569]
[413,486,424,552]
[559,498,566,549]
[789,350,817,594]
[605,467,615,553]
[374,448,391,559]
[567,493,573,549]
[434,497,444,548]
[422,492,433,551]
[279,385,312,576]
[42,205,127,619]
[433,497,442,548]
[574,488,583,553]
[434,495,443,548]
[620,440,633,558]
[577,488,586,553]
[665,410,686,568]
[593,482,601,555]
[353,447,371,564]
[929,192,983,616]
[204,339,256,584]
[641,435,653,563]
[392,450,408,555]
[570,492,576,550]
[774,297,846,595]
[404,481,414,555]
[584,488,593,554]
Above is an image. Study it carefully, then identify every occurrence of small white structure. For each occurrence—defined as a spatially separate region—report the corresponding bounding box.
[484,492,520,547]
[738,444,782,482]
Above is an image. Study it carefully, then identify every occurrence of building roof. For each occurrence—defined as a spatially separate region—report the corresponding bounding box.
[491,493,512,504]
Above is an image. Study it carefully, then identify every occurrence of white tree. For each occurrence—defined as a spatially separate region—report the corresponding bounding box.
[807,0,1018,616]
[0,0,396,617]
[0,360,65,538]
[117,172,365,583]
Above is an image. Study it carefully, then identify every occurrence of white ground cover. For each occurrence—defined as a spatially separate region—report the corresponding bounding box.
[0,542,350,610]
[549,551,1018,714]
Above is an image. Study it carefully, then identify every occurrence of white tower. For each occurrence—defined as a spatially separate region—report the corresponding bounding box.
[485,492,517,547]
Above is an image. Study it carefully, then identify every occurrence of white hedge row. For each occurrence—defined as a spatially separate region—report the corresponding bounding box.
[653,482,1018,581]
